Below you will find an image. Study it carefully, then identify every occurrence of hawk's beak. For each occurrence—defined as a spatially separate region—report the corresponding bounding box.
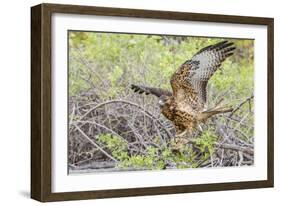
[159,99,165,107]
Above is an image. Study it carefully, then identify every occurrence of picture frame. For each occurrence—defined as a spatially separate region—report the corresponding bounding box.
[31,3,274,202]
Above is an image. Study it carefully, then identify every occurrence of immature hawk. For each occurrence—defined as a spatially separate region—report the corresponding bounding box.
[131,41,236,137]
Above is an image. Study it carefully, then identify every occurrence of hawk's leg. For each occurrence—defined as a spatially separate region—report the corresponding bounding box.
[171,131,189,152]
[175,125,194,138]
[172,127,195,152]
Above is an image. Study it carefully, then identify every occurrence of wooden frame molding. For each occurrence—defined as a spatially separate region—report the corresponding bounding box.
[31,3,274,202]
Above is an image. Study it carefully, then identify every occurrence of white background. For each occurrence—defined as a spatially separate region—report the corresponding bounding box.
[0,0,279,205]
[52,13,267,192]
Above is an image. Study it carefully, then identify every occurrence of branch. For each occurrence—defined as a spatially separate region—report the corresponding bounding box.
[189,138,254,156]
[73,46,109,88]
[78,99,173,140]
[73,124,118,162]
[70,161,116,170]
[229,94,254,118]
[75,120,129,145]
[214,142,254,155]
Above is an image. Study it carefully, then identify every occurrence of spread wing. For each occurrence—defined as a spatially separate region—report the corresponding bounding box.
[131,84,172,97]
[170,41,236,110]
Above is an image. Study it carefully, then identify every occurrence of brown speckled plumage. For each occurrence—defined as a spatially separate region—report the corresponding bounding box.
[131,41,236,136]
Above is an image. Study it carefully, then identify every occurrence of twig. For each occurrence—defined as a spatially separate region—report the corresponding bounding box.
[78,99,173,140]
[224,116,254,129]
[219,149,224,166]
[214,142,254,155]
[69,103,76,126]
[229,94,254,118]
[74,124,118,162]
[73,46,109,88]
[127,122,149,149]
[76,120,129,145]
[70,161,116,170]
[238,151,244,166]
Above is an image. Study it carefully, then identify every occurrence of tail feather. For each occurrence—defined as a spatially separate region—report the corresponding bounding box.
[198,106,233,121]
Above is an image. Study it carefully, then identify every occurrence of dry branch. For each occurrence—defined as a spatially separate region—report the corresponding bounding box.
[78,99,173,139]
[69,92,254,171]
[229,94,254,118]
[214,143,253,155]
[74,124,118,162]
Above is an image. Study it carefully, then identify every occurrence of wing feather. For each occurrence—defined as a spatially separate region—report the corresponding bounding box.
[131,84,172,97]
[170,41,236,109]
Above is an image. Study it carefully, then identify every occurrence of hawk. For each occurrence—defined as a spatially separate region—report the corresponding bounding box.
[131,41,236,137]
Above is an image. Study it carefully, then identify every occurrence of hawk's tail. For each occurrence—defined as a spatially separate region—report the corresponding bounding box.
[130,84,172,98]
[198,106,233,121]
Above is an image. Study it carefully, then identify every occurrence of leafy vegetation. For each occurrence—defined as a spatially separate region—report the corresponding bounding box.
[97,132,217,170]
[68,31,254,172]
